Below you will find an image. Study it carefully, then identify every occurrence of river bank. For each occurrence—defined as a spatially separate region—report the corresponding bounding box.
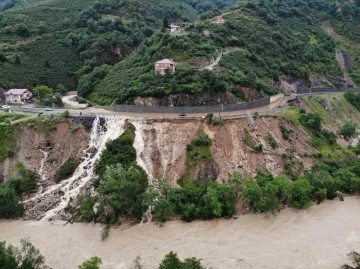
[0,197,359,269]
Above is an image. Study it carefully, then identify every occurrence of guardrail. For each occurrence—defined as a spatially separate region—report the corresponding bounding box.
[110,97,272,114]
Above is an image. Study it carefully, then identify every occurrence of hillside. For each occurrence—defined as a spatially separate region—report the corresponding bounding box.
[0,0,236,89]
[1,93,360,222]
[90,0,360,105]
[0,0,359,106]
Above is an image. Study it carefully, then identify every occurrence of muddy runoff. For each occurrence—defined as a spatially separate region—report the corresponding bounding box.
[0,198,359,269]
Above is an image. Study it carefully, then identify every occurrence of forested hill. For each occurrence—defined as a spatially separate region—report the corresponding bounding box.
[0,0,236,90]
[0,0,359,106]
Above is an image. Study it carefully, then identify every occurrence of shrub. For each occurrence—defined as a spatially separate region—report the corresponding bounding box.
[80,197,95,222]
[154,198,175,223]
[267,132,278,149]
[95,124,137,176]
[78,257,102,269]
[280,125,292,140]
[0,186,24,218]
[55,158,79,183]
[254,143,263,152]
[340,122,358,140]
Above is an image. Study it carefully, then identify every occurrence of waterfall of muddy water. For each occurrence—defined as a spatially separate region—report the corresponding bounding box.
[0,198,359,269]
[39,150,49,182]
[132,119,154,180]
[24,116,126,221]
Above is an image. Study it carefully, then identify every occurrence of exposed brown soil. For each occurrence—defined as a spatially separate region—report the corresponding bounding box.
[135,117,314,183]
[2,121,88,189]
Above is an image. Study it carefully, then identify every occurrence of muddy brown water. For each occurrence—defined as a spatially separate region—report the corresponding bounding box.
[0,197,359,269]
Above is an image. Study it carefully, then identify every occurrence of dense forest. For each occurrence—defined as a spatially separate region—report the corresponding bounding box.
[0,0,359,105]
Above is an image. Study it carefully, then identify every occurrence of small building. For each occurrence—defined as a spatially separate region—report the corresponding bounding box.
[212,16,225,24]
[5,89,32,103]
[170,23,181,33]
[155,59,177,75]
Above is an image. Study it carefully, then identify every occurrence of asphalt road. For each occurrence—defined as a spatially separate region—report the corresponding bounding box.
[0,92,342,119]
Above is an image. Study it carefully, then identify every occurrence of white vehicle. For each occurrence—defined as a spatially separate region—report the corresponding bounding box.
[44,107,53,111]
[2,105,12,109]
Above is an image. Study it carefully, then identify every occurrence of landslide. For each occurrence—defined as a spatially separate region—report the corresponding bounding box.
[133,116,315,184]
[0,118,88,190]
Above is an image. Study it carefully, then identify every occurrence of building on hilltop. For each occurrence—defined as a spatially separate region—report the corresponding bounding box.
[170,23,181,34]
[5,89,32,103]
[212,16,225,24]
[155,59,177,75]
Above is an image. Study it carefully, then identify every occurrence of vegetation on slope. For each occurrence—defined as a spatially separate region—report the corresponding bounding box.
[91,0,353,105]
[0,0,234,90]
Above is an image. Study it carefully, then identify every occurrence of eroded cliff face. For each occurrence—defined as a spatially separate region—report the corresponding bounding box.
[2,121,88,184]
[133,117,314,183]
[0,116,315,220]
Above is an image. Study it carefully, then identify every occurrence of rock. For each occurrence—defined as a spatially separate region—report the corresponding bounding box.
[86,146,97,154]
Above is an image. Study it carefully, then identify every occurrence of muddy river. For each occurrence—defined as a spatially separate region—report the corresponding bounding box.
[0,197,359,269]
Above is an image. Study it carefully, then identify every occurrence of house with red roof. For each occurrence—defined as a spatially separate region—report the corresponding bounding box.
[155,59,177,75]
[5,89,32,103]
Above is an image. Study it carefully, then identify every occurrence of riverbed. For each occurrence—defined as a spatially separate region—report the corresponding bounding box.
[0,197,359,269]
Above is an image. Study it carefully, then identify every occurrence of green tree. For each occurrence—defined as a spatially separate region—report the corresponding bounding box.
[97,164,148,221]
[32,86,53,100]
[0,52,6,63]
[15,55,20,65]
[78,257,102,269]
[163,17,170,29]
[290,179,312,209]
[16,24,31,37]
[159,252,182,269]
[154,198,175,222]
[55,84,68,96]
[340,122,358,140]
[0,240,17,269]
[80,197,95,222]
[158,252,204,269]
[341,251,360,269]
[0,186,24,218]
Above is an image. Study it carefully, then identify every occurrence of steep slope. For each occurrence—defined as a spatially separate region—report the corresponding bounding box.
[91,0,360,106]
[0,0,236,89]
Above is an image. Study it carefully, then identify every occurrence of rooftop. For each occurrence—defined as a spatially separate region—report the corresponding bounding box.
[156,59,176,64]
[5,89,28,95]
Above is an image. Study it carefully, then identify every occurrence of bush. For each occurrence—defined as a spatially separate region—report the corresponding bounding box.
[158,252,204,269]
[154,198,175,223]
[80,197,95,222]
[267,132,278,149]
[0,186,24,218]
[78,257,102,269]
[340,122,358,140]
[55,158,79,183]
[97,164,148,221]
[95,124,137,177]
[280,125,292,140]
[254,143,263,152]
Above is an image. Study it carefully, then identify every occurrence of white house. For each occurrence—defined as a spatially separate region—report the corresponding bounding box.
[170,23,181,33]
[5,89,32,103]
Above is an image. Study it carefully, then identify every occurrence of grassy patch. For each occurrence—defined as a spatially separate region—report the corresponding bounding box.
[304,96,337,127]
[0,124,16,162]
[277,107,301,125]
